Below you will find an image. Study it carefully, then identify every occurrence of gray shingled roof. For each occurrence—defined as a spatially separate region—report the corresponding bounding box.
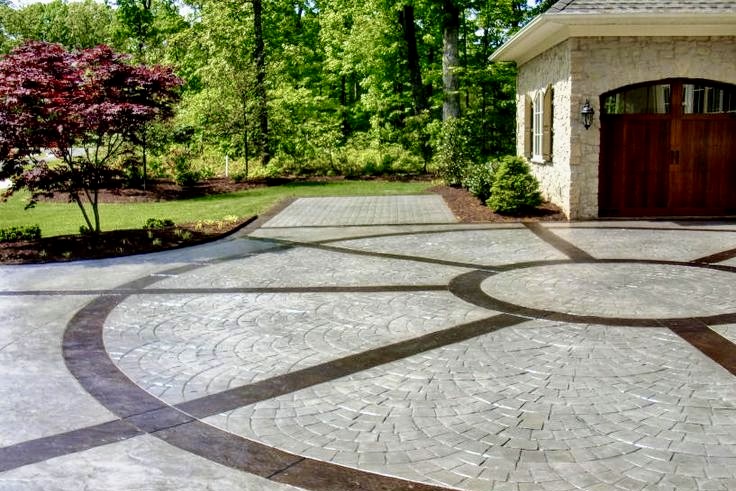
[548,0,736,13]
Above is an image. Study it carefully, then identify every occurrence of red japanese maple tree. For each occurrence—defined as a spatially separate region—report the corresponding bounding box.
[0,41,181,234]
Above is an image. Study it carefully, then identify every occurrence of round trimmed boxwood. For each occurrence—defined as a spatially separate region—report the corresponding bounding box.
[486,156,542,214]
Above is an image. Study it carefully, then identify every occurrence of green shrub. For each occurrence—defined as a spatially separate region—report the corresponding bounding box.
[462,161,497,202]
[174,167,203,187]
[335,144,424,178]
[264,154,323,177]
[144,218,175,229]
[486,156,542,213]
[434,118,476,186]
[168,148,203,186]
[0,225,41,242]
[264,143,425,179]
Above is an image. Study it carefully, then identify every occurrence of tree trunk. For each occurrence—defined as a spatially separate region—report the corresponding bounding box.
[141,126,147,191]
[340,75,350,136]
[92,189,101,234]
[242,91,249,178]
[442,0,461,121]
[399,5,426,114]
[252,0,270,165]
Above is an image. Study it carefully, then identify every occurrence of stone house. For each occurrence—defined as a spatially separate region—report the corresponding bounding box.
[490,0,736,219]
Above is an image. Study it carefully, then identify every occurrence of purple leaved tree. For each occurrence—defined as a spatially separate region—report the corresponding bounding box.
[0,41,181,234]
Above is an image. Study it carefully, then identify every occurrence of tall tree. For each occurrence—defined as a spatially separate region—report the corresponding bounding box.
[442,0,460,121]
[115,0,186,62]
[251,0,270,164]
[115,0,154,60]
[115,0,186,186]
[399,4,427,114]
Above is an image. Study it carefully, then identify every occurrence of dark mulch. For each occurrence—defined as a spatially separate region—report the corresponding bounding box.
[1,178,565,264]
[429,184,565,223]
[39,177,265,203]
[0,218,255,265]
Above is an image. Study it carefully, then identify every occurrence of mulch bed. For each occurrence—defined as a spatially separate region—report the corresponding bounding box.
[1,177,565,265]
[428,185,565,223]
[0,218,255,265]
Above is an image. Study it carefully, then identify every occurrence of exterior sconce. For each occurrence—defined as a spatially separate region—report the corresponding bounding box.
[581,99,595,130]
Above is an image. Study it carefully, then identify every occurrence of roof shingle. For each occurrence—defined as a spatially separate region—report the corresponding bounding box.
[548,0,736,14]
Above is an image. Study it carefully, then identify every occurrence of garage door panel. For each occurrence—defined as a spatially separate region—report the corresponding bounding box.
[600,80,736,217]
[624,119,670,211]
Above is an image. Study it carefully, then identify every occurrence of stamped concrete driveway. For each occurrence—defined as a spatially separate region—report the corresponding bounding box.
[1,195,736,491]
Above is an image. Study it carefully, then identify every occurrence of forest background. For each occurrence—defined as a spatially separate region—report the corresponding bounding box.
[0,0,554,183]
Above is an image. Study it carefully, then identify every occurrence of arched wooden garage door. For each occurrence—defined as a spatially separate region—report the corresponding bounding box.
[599,79,736,217]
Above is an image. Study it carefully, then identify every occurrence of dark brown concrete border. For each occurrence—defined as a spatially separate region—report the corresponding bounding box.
[449,262,736,328]
[6,220,736,487]
[251,237,502,271]
[694,247,736,265]
[46,264,525,489]
[177,314,525,418]
[523,222,595,260]
[667,320,736,376]
[0,420,142,472]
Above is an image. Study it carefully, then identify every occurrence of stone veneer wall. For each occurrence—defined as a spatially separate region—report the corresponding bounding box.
[516,40,573,217]
[517,36,736,219]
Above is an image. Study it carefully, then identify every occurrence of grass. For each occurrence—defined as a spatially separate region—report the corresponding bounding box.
[0,180,433,238]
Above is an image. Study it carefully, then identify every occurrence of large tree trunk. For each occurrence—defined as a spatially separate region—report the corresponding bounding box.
[399,5,426,114]
[442,0,461,121]
[252,0,270,165]
[241,90,249,178]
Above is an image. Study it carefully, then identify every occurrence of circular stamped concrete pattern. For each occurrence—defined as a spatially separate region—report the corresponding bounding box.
[480,261,736,321]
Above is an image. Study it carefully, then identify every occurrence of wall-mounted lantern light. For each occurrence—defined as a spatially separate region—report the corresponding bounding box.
[581,99,595,130]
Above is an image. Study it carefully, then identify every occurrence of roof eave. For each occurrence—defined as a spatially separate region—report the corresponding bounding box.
[490,12,736,66]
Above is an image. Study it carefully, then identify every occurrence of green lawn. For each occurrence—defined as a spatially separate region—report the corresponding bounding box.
[0,180,433,237]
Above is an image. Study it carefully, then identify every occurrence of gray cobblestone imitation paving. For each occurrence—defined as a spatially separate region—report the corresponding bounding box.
[149,246,471,289]
[250,223,505,244]
[4,196,736,491]
[105,291,494,405]
[0,435,301,491]
[206,319,736,490]
[546,227,736,262]
[0,297,118,448]
[0,238,277,293]
[329,228,569,266]
[262,195,458,227]
[480,262,736,319]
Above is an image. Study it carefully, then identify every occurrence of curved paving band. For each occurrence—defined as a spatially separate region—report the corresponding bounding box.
[2,196,736,491]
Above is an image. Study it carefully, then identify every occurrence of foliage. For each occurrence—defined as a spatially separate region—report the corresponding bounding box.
[486,156,542,213]
[337,143,425,177]
[143,217,174,229]
[461,161,497,203]
[0,41,182,233]
[0,224,41,242]
[435,118,477,186]
[165,148,206,186]
[0,0,551,177]
[115,0,187,63]
[0,0,118,53]
[261,141,425,179]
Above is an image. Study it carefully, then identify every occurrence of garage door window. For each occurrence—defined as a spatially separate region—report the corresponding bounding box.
[683,83,736,114]
[603,84,670,114]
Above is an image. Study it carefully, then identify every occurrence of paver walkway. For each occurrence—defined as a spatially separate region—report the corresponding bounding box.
[1,195,736,491]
